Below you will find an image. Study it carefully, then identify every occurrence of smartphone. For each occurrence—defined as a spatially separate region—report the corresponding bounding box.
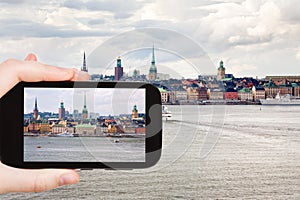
[0,81,162,169]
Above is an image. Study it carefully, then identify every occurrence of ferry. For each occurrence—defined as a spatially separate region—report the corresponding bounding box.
[54,131,74,137]
[162,106,172,120]
[260,93,300,105]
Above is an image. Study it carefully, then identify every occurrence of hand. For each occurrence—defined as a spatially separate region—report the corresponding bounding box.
[0,53,88,194]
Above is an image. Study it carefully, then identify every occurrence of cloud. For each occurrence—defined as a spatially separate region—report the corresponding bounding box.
[0,0,300,78]
[63,0,144,19]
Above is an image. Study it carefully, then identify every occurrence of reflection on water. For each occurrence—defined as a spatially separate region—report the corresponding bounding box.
[3,105,300,199]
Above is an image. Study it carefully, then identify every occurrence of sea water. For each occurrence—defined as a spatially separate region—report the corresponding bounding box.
[2,105,300,199]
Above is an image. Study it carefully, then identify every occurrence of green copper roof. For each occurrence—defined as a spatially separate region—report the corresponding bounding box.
[238,88,251,93]
[75,124,94,128]
[158,87,168,93]
[221,78,232,81]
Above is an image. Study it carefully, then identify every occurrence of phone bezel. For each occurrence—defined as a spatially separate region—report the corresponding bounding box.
[0,81,162,169]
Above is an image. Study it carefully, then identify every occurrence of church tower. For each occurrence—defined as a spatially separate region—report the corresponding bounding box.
[82,92,88,120]
[114,56,124,81]
[147,44,157,81]
[33,97,39,120]
[81,51,88,72]
[132,105,138,119]
[58,101,66,119]
[217,60,226,81]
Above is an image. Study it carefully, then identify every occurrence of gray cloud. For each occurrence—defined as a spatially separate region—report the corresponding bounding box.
[0,18,115,38]
[63,0,144,19]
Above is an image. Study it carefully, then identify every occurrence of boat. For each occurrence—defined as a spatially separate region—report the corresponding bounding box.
[162,106,172,120]
[114,139,120,143]
[260,92,300,105]
[53,131,74,137]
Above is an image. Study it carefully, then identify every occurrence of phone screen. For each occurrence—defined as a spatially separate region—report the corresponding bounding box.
[23,87,146,162]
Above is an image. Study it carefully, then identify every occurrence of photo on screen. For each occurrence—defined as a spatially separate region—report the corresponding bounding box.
[23,87,146,162]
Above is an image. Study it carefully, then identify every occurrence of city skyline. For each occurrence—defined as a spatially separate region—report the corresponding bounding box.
[0,1,300,78]
[24,88,145,116]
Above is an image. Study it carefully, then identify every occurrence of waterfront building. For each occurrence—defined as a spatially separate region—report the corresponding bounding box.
[147,44,157,81]
[265,76,300,85]
[75,124,95,135]
[40,123,50,134]
[217,60,226,81]
[264,77,280,98]
[52,124,65,134]
[173,90,188,102]
[81,51,88,72]
[186,87,199,101]
[198,87,208,100]
[224,88,238,100]
[33,97,39,120]
[82,92,88,120]
[114,56,124,81]
[208,89,224,100]
[292,83,300,97]
[132,105,138,119]
[58,101,65,119]
[252,86,266,101]
[28,122,42,133]
[238,88,252,101]
[95,124,108,135]
[279,84,292,95]
[135,127,146,134]
[158,87,169,103]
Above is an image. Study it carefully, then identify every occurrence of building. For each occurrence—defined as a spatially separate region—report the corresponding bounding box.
[114,56,124,81]
[147,44,157,81]
[198,87,208,100]
[132,105,138,119]
[265,76,300,85]
[264,77,280,98]
[158,87,169,103]
[186,87,199,101]
[52,124,65,134]
[238,88,252,101]
[217,60,226,81]
[292,83,300,97]
[252,86,266,101]
[75,124,95,135]
[58,101,65,119]
[33,97,39,120]
[224,88,238,100]
[169,90,187,103]
[82,92,88,120]
[81,52,88,72]
[279,85,292,95]
[208,89,224,100]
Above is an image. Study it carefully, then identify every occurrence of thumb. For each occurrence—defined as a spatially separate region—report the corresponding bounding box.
[25,53,38,61]
[0,162,80,194]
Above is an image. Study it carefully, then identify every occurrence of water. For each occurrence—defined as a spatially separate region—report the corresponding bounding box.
[24,137,145,162]
[2,105,300,199]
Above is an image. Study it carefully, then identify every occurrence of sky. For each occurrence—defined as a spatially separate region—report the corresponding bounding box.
[0,0,300,78]
[24,88,145,115]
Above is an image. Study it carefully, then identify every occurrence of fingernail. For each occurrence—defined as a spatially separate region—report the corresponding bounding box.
[59,173,79,186]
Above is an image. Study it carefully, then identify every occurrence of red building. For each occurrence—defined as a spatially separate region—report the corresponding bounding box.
[198,87,208,100]
[114,56,123,81]
[224,88,238,100]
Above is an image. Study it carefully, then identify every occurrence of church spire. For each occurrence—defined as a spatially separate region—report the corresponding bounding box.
[34,97,38,110]
[81,51,88,72]
[151,43,155,65]
[84,92,86,108]
[33,97,39,120]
